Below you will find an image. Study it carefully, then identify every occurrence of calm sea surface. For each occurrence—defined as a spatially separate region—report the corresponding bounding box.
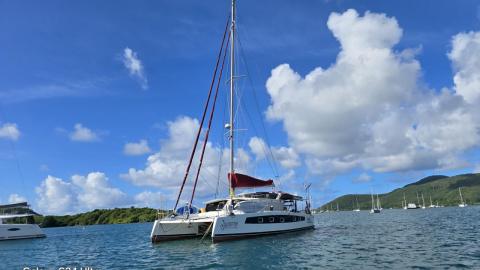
[1,206,480,269]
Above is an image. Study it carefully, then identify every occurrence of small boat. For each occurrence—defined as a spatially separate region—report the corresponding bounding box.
[370,193,381,213]
[403,193,407,210]
[421,193,426,209]
[0,202,45,241]
[407,203,419,209]
[458,187,468,207]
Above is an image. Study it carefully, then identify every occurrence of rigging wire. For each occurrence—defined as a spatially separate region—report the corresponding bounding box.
[214,87,228,199]
[173,15,230,211]
[236,28,282,183]
[0,105,28,202]
[189,31,230,206]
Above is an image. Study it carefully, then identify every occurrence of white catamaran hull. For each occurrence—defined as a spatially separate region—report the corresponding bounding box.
[0,224,45,241]
[150,217,214,242]
[211,212,314,242]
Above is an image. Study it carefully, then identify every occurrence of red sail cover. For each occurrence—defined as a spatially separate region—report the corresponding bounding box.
[228,173,274,188]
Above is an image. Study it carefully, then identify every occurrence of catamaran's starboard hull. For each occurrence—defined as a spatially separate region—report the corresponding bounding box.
[211,212,314,242]
[0,224,45,241]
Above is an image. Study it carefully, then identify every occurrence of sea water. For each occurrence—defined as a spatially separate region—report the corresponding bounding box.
[1,206,479,269]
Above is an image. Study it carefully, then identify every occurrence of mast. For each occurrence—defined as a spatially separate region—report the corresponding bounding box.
[228,0,236,199]
[371,193,374,210]
[459,188,464,204]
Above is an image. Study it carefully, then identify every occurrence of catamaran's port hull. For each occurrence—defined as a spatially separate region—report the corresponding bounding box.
[0,224,46,241]
[150,218,213,243]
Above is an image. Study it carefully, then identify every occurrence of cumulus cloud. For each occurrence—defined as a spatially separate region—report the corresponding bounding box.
[69,123,100,142]
[124,139,152,156]
[353,173,372,183]
[0,123,20,141]
[265,9,480,177]
[36,176,75,214]
[71,172,128,210]
[8,194,27,204]
[121,116,251,200]
[449,31,480,104]
[248,136,300,169]
[123,47,148,90]
[134,191,166,209]
[36,172,128,214]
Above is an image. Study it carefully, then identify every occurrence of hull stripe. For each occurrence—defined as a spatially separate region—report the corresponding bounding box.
[151,233,198,243]
[0,234,46,241]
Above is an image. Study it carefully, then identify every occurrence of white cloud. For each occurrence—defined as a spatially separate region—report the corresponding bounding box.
[8,194,27,204]
[353,173,371,183]
[71,172,127,210]
[134,191,165,209]
[123,47,148,90]
[36,176,75,215]
[124,139,152,156]
[36,172,128,215]
[69,123,99,142]
[249,136,267,160]
[121,116,252,201]
[265,9,480,176]
[248,136,300,169]
[449,31,480,104]
[0,123,20,141]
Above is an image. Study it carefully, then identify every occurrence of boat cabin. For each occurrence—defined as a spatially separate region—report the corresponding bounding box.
[202,192,304,214]
[0,202,40,225]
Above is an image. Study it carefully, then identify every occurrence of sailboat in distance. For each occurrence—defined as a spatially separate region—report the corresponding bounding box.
[353,197,360,212]
[370,193,381,214]
[150,0,314,243]
[421,193,426,209]
[458,187,468,207]
[428,195,436,208]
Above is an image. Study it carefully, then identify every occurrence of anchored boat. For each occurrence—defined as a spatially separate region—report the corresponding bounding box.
[150,0,314,243]
[0,202,45,241]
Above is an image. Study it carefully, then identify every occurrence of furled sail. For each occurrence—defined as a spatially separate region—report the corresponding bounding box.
[228,173,274,188]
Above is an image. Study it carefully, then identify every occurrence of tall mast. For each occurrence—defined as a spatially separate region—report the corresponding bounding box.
[229,0,236,199]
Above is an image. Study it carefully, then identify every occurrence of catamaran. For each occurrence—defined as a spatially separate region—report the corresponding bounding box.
[150,0,314,243]
[0,202,45,241]
[458,187,467,207]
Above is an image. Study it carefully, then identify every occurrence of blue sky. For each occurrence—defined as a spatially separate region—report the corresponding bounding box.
[1,0,480,213]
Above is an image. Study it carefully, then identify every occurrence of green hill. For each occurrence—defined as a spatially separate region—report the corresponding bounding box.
[318,173,480,211]
[35,207,162,228]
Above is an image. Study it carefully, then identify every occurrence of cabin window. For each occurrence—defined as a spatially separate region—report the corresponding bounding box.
[292,216,297,222]
[269,217,275,223]
[258,217,263,223]
[279,217,285,223]
[7,228,20,231]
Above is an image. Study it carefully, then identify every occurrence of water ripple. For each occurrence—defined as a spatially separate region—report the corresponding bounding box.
[1,207,480,269]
